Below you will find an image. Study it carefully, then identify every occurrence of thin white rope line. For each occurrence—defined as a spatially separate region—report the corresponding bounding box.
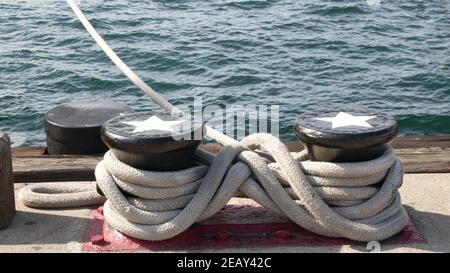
[66,0,236,146]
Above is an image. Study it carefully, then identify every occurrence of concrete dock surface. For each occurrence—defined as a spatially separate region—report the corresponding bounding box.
[1,173,449,253]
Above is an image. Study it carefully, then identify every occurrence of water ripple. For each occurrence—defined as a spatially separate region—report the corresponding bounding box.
[0,0,449,146]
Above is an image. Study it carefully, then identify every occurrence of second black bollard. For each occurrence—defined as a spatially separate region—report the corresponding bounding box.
[294,109,398,162]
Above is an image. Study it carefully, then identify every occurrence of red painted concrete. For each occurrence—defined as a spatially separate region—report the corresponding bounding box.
[83,204,425,252]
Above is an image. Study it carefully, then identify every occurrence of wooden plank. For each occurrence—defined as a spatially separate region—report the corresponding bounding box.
[396,147,450,174]
[11,146,46,157]
[11,147,450,183]
[11,135,450,183]
[392,135,450,149]
[13,155,101,183]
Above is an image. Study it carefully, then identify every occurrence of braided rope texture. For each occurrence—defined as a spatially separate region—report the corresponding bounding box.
[20,133,409,242]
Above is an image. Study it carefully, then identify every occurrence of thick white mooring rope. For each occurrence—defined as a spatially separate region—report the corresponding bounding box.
[20,133,409,242]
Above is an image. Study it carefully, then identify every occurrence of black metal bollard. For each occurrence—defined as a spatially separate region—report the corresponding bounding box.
[45,101,132,155]
[0,133,15,229]
[97,112,204,196]
[101,112,204,171]
[294,109,398,162]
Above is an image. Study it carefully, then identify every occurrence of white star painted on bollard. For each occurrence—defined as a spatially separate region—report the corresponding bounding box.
[315,112,376,129]
[122,115,183,133]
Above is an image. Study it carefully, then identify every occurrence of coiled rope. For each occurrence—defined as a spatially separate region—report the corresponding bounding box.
[20,133,409,242]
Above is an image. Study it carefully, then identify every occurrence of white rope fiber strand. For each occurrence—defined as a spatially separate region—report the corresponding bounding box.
[93,133,409,242]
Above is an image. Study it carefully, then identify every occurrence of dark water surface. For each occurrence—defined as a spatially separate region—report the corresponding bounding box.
[0,0,449,146]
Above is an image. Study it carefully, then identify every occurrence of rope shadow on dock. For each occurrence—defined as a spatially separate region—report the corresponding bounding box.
[349,205,450,253]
